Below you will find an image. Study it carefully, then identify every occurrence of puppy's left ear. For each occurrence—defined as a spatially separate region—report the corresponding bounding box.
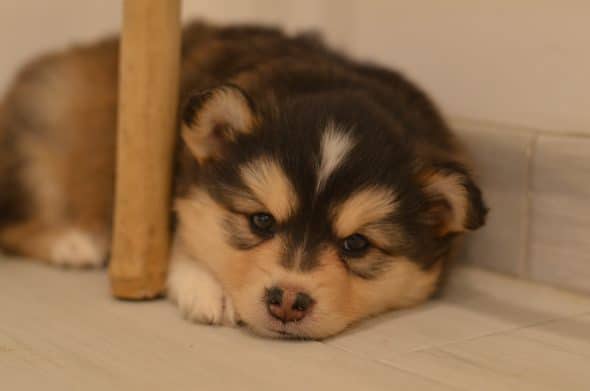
[181,84,256,163]
[418,163,488,237]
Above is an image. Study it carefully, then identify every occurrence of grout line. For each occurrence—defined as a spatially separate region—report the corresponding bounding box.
[405,310,590,354]
[515,333,590,359]
[323,342,464,390]
[374,358,467,391]
[449,116,590,139]
[455,265,590,301]
[322,308,590,389]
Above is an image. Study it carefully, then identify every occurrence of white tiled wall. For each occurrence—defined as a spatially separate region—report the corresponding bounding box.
[457,122,534,277]
[529,136,590,293]
[0,1,588,293]
[456,120,590,294]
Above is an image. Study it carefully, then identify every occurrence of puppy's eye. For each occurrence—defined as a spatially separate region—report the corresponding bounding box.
[341,234,370,256]
[249,213,276,236]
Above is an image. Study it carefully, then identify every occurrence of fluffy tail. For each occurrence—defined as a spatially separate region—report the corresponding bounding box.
[0,102,11,225]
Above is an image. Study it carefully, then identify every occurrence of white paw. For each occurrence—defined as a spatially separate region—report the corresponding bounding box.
[50,229,107,268]
[167,254,236,326]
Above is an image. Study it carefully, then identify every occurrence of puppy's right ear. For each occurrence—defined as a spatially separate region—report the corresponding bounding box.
[417,162,488,237]
[181,85,256,163]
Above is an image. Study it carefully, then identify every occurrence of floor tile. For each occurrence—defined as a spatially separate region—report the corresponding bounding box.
[384,321,590,391]
[3,257,590,390]
[510,313,590,358]
[328,267,590,361]
[0,258,453,391]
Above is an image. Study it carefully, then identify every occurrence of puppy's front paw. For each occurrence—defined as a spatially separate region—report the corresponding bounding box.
[50,229,107,268]
[167,256,236,326]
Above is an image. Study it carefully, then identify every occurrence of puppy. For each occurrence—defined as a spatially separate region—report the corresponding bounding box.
[0,22,487,339]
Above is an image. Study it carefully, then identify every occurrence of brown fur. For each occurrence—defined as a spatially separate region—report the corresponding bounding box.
[0,38,117,261]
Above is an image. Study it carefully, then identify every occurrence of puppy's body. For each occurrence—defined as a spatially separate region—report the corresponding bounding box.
[0,22,486,338]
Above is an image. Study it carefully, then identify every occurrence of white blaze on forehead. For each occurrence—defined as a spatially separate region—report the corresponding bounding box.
[240,157,298,221]
[316,122,356,192]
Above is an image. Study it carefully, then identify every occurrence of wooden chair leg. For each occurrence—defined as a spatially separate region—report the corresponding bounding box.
[109,0,181,299]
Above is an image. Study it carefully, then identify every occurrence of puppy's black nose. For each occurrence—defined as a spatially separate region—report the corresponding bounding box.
[265,286,314,323]
[266,286,283,306]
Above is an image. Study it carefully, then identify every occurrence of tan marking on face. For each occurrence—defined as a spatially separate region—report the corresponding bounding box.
[349,258,443,315]
[217,184,265,213]
[230,244,357,339]
[357,222,405,251]
[316,122,355,192]
[175,187,443,339]
[240,158,298,221]
[333,187,398,238]
[238,245,441,339]
[291,245,308,270]
[175,189,236,271]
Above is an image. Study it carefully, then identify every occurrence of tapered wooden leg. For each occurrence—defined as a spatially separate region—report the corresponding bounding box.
[109,0,181,299]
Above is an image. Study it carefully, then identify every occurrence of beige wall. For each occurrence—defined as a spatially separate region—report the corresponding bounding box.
[1,1,589,134]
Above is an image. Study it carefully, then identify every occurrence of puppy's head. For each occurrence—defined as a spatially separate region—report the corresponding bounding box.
[175,85,487,339]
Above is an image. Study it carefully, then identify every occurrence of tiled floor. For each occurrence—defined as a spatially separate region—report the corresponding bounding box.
[2,257,590,390]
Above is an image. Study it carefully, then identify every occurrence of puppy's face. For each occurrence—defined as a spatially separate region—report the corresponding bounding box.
[176,85,487,339]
